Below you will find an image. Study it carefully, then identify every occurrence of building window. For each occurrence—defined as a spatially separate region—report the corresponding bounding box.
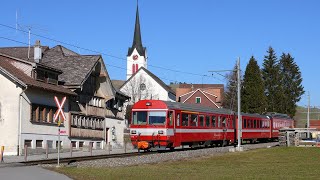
[36,140,43,148]
[195,97,201,104]
[24,140,32,148]
[31,104,58,124]
[56,141,62,149]
[79,141,84,148]
[71,141,77,148]
[140,83,146,91]
[47,140,53,149]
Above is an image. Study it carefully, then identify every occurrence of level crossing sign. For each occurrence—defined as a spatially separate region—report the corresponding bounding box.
[54,96,66,126]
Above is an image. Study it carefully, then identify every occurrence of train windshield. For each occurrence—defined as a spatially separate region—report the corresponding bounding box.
[132,111,147,125]
[132,111,166,125]
[148,111,166,125]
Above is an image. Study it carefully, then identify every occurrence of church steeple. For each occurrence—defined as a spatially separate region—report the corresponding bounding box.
[128,4,146,57]
[126,2,147,80]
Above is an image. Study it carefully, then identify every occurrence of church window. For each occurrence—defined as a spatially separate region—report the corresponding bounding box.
[132,64,135,74]
[136,64,138,72]
[140,83,146,91]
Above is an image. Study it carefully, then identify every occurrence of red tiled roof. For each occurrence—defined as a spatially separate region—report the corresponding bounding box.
[0,55,76,96]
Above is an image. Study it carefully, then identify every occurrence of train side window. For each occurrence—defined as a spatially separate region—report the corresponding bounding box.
[253,120,257,128]
[248,120,251,128]
[243,119,247,128]
[212,116,216,127]
[217,116,221,128]
[168,111,173,126]
[228,117,232,128]
[199,115,204,127]
[182,113,188,126]
[206,116,210,127]
[191,114,198,127]
[176,113,180,127]
[221,117,226,128]
[260,120,263,128]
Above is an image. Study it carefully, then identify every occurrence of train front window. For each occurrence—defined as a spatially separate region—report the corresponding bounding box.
[132,111,147,125]
[149,111,166,125]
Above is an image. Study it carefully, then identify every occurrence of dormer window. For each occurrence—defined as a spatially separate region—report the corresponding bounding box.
[36,69,58,85]
[36,70,46,81]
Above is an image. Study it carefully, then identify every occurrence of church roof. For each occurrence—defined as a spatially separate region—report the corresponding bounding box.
[127,4,146,57]
[121,67,175,95]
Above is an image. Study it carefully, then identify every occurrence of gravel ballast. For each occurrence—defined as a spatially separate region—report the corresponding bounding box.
[52,142,279,168]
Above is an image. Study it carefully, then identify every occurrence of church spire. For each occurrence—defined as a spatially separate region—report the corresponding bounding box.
[128,2,146,56]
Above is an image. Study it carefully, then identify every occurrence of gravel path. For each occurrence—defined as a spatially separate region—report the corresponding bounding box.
[47,142,278,168]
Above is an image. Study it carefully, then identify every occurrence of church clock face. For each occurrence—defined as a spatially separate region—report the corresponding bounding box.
[133,55,139,60]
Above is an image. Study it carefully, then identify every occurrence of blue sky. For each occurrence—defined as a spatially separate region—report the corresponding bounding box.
[0,0,318,107]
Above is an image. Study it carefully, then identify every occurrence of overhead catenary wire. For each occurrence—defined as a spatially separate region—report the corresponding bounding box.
[0,35,219,85]
[0,23,227,81]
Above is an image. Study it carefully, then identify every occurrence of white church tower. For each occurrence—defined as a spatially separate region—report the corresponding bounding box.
[126,4,147,80]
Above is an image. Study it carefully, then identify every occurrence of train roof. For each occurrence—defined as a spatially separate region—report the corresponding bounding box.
[265,112,292,120]
[163,101,233,115]
[241,113,268,119]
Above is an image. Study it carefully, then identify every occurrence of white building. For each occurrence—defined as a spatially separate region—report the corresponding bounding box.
[0,52,75,155]
[121,4,176,103]
[121,67,176,104]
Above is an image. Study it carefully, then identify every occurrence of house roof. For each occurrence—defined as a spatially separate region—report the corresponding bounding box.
[0,46,49,61]
[121,67,175,95]
[180,89,220,108]
[111,80,126,90]
[127,4,146,57]
[41,46,100,86]
[0,55,76,96]
[178,84,224,89]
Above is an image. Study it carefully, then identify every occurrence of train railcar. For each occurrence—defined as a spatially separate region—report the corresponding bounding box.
[130,100,235,150]
[130,100,294,150]
[267,113,294,139]
[241,113,272,143]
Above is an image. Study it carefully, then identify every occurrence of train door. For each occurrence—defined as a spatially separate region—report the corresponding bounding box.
[174,111,181,147]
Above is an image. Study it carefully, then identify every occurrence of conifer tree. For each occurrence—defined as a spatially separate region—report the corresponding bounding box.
[223,62,238,111]
[262,47,282,112]
[241,56,267,114]
[279,53,304,117]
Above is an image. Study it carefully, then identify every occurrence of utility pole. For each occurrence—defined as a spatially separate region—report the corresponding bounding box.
[307,91,310,139]
[208,58,242,151]
[237,58,242,150]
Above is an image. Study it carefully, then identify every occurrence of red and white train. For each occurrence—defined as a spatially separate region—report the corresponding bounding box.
[130,100,294,150]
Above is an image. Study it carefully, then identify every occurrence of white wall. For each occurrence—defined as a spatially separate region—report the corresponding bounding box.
[0,72,23,155]
[19,89,71,155]
[121,69,174,104]
[126,48,147,80]
[105,118,127,148]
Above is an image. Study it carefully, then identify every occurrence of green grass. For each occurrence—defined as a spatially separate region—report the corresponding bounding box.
[52,147,320,180]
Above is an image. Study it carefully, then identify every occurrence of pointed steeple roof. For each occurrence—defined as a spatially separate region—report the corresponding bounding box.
[128,4,146,57]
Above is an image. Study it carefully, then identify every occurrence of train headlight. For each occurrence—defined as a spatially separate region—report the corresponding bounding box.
[158,130,164,134]
[131,130,137,134]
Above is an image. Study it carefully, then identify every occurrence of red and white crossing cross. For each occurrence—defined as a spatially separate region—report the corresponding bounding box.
[54,96,66,126]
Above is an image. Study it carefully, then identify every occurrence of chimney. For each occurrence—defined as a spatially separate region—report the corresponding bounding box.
[34,40,42,63]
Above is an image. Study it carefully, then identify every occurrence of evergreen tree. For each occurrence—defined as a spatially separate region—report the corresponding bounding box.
[241,56,267,114]
[262,47,283,112]
[279,53,305,117]
[223,62,238,111]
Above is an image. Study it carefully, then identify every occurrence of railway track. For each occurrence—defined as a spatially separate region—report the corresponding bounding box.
[22,151,157,166]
